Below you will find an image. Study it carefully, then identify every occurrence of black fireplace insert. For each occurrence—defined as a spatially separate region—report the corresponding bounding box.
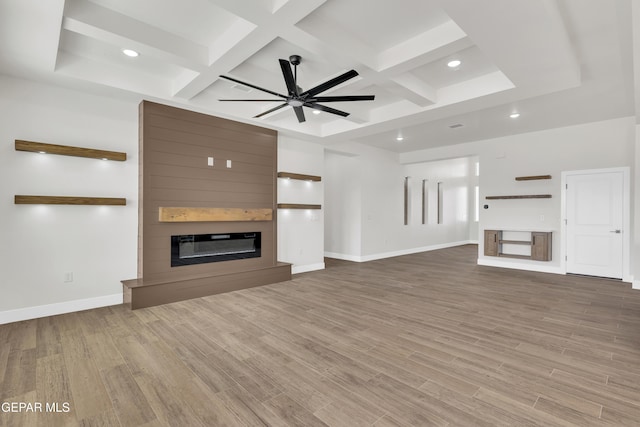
[171,232,261,267]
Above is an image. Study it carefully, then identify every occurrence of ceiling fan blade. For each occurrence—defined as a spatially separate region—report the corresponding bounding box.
[279,59,298,96]
[309,95,375,102]
[301,69,359,97]
[304,102,349,117]
[219,99,285,101]
[293,106,306,123]
[254,103,288,118]
[219,75,287,98]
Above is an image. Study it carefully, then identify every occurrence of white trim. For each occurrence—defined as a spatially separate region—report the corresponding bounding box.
[0,293,123,325]
[477,258,564,275]
[292,263,325,274]
[323,252,363,262]
[633,280,640,290]
[561,167,630,280]
[325,240,474,263]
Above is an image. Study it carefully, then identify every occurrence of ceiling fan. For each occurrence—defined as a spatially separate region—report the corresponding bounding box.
[219,55,375,123]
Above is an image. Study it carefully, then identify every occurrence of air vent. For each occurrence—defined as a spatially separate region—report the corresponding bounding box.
[449,123,464,129]
[232,84,252,93]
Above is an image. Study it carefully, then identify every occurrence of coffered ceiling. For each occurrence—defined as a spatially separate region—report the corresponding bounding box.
[0,0,636,152]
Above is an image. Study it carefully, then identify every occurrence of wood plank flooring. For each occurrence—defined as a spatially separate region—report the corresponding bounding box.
[2,244,640,426]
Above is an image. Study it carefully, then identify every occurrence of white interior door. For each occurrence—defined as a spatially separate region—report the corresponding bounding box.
[566,171,624,279]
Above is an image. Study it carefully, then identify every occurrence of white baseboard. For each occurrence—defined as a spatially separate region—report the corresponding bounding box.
[325,240,475,263]
[323,252,362,262]
[0,293,123,325]
[633,279,640,290]
[292,263,325,274]
[477,258,563,275]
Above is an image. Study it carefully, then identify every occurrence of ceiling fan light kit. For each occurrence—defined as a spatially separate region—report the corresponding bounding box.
[219,55,375,123]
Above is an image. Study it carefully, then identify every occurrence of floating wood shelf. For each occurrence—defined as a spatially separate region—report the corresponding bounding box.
[15,140,127,161]
[277,172,321,181]
[485,194,552,200]
[499,239,531,245]
[515,175,552,181]
[159,207,272,222]
[277,204,322,210]
[15,195,126,206]
[498,253,533,260]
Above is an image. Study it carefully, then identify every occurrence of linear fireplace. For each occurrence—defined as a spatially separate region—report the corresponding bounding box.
[171,232,261,267]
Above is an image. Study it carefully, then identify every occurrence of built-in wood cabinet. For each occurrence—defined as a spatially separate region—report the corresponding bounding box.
[531,232,552,261]
[484,230,552,261]
[484,230,500,256]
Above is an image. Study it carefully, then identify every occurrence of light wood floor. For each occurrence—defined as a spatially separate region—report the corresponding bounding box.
[2,244,640,426]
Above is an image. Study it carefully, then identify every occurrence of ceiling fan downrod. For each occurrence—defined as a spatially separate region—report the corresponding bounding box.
[290,55,301,95]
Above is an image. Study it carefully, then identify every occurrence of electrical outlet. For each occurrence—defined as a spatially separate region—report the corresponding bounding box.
[207,157,214,166]
[226,159,232,168]
[64,272,73,283]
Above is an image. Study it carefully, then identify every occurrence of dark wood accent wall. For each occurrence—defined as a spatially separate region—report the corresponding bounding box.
[139,101,279,284]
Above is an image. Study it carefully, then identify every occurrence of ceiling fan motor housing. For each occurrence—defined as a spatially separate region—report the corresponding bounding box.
[289,55,301,66]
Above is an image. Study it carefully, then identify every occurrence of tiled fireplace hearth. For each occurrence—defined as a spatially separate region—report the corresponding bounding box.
[121,101,291,309]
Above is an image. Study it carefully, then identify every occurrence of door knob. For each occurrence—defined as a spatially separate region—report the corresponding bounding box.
[610,230,621,233]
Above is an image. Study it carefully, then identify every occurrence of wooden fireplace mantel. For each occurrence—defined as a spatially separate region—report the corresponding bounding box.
[158,207,273,222]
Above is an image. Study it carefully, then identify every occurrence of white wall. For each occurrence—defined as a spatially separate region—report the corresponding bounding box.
[0,76,139,322]
[2,75,635,321]
[401,117,636,277]
[324,150,362,259]
[277,136,325,273]
[324,142,475,261]
[634,124,640,289]
[0,76,330,322]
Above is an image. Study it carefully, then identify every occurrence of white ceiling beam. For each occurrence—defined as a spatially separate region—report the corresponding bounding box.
[280,24,378,71]
[387,73,437,107]
[174,0,327,100]
[56,51,171,97]
[205,0,274,24]
[281,22,469,108]
[630,0,640,121]
[0,0,64,72]
[63,0,207,71]
[377,21,472,73]
[435,0,580,89]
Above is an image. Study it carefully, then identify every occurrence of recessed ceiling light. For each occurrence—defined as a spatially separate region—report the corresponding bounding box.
[122,49,139,58]
[396,136,404,142]
[447,60,461,68]
[510,112,520,119]
[312,110,321,115]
